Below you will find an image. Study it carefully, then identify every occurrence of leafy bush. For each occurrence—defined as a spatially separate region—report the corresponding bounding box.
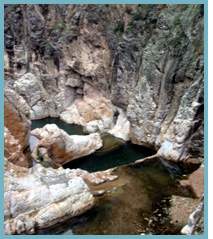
[113,21,124,34]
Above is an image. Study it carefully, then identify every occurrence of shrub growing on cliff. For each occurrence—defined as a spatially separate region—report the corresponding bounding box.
[113,21,125,35]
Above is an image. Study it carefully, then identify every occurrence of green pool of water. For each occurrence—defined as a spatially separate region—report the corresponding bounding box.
[32,117,198,235]
[64,143,154,172]
[31,117,155,172]
[31,117,85,135]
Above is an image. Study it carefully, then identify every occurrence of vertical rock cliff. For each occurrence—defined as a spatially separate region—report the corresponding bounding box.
[4,4,204,235]
[4,4,203,162]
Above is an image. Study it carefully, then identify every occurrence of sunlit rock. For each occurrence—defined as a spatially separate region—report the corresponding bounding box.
[31,124,103,166]
[4,162,95,234]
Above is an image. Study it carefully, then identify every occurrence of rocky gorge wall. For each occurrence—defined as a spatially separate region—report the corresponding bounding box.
[4,87,119,234]
[4,4,204,164]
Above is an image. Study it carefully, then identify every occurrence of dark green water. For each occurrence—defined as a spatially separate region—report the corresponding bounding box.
[31,117,155,172]
[32,118,198,235]
[64,143,154,172]
[31,117,85,135]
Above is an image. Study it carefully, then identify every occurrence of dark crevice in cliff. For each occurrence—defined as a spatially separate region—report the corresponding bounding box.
[4,4,204,236]
[4,4,204,164]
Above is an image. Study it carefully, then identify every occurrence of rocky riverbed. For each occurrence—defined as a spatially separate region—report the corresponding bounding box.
[4,4,204,235]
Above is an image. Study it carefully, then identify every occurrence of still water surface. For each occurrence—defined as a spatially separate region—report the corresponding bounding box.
[32,117,196,235]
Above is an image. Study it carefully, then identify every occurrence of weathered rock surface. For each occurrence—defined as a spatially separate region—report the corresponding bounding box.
[181,196,204,235]
[124,5,204,163]
[31,124,103,166]
[4,91,94,234]
[4,86,117,235]
[179,166,204,198]
[14,73,49,119]
[4,4,204,235]
[168,166,204,234]
[60,83,114,133]
[4,89,31,167]
[4,4,203,163]
[108,108,130,141]
[4,162,95,234]
[13,72,69,119]
[4,149,118,235]
[4,146,118,235]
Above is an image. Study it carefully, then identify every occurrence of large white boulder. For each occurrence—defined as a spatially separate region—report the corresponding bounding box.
[31,124,103,166]
[4,163,95,234]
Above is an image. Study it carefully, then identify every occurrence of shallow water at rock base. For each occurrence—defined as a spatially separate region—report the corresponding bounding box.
[32,118,201,235]
[38,161,199,235]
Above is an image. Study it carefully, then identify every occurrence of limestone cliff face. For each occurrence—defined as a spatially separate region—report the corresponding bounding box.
[4,4,204,163]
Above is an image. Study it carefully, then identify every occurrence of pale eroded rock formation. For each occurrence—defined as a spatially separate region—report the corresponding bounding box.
[108,108,130,141]
[31,123,103,166]
[4,4,204,164]
[60,83,115,132]
[181,196,204,235]
[4,4,204,235]
[4,160,118,234]
[4,162,94,234]
[4,90,117,234]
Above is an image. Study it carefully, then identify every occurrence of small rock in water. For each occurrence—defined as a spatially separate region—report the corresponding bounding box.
[92,190,105,196]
